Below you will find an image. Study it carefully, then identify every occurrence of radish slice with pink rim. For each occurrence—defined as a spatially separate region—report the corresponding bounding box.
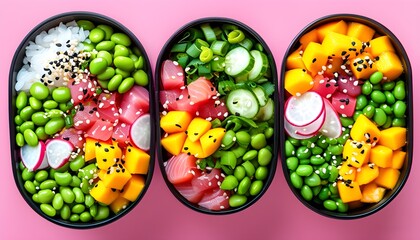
[284,120,318,139]
[20,141,48,172]
[319,98,342,138]
[46,139,74,169]
[130,113,151,151]
[285,91,325,127]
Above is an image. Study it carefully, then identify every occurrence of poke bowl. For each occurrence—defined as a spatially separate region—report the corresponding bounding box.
[281,14,412,219]
[9,12,155,228]
[155,18,279,214]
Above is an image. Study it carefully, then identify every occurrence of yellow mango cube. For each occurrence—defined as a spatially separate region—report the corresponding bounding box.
[284,68,313,96]
[103,164,132,190]
[349,53,378,80]
[378,127,407,150]
[123,146,150,174]
[302,42,328,75]
[187,118,212,142]
[200,128,226,157]
[361,182,386,203]
[317,20,348,42]
[95,141,122,170]
[337,180,362,203]
[392,150,406,170]
[347,22,375,42]
[182,137,205,158]
[324,58,343,76]
[286,47,306,70]
[110,195,131,214]
[375,51,403,81]
[98,169,107,180]
[351,114,381,144]
[375,167,400,189]
[84,138,96,161]
[342,140,371,168]
[322,32,362,59]
[300,29,319,49]
[355,163,379,185]
[339,162,356,181]
[160,111,193,133]
[161,131,187,156]
[90,180,119,205]
[121,175,145,202]
[370,145,393,168]
[368,36,395,57]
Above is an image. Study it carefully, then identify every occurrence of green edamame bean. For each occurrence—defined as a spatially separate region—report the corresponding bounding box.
[81,179,91,194]
[133,69,148,86]
[380,104,393,115]
[134,56,144,69]
[296,146,311,160]
[250,133,266,150]
[83,42,95,51]
[40,179,57,190]
[16,133,25,147]
[52,87,71,103]
[52,193,64,210]
[73,187,85,203]
[285,140,295,157]
[336,199,349,213]
[70,176,82,188]
[40,204,56,217]
[24,180,36,194]
[318,187,331,201]
[393,100,407,118]
[369,71,383,84]
[97,51,113,66]
[20,106,35,121]
[70,214,80,222]
[55,172,72,186]
[236,131,251,147]
[60,187,75,204]
[59,101,73,112]
[77,20,95,30]
[353,110,363,122]
[96,41,115,51]
[231,146,247,158]
[312,185,322,196]
[242,161,255,177]
[355,95,368,110]
[118,77,135,94]
[97,67,115,80]
[115,68,130,78]
[97,24,114,40]
[385,91,396,105]
[29,97,42,110]
[290,172,303,189]
[90,204,98,217]
[31,112,49,126]
[35,127,48,141]
[329,183,338,195]
[19,161,25,171]
[35,170,48,182]
[362,105,375,119]
[318,166,330,179]
[89,57,108,75]
[229,194,247,208]
[46,109,64,118]
[249,180,263,196]
[220,175,239,190]
[32,193,40,203]
[392,118,406,127]
[304,173,321,187]
[114,56,135,72]
[237,176,251,195]
[255,166,268,180]
[60,204,71,220]
[129,54,138,62]
[299,159,310,165]
[310,156,325,165]
[85,195,95,208]
[393,81,406,100]
[89,28,105,43]
[16,91,28,110]
[340,117,354,127]
[15,115,24,126]
[243,150,258,161]
[93,205,110,221]
[108,74,123,91]
[72,204,86,214]
[44,117,65,135]
[372,83,381,90]
[323,199,338,211]
[234,166,246,181]
[373,108,387,126]
[257,148,272,166]
[80,211,92,222]
[383,116,393,128]
[264,127,274,139]
[22,168,35,181]
[382,81,395,91]
[114,44,130,57]
[30,82,49,100]
[111,33,131,47]
[300,185,313,201]
[70,155,85,172]
[37,189,54,204]
[287,157,299,171]
[296,165,313,177]
[371,90,386,104]
[362,81,373,95]
[327,145,343,155]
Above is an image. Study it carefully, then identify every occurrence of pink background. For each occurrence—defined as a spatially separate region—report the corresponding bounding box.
[0,0,419,239]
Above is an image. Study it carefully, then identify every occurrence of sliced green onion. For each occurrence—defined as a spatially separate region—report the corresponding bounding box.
[261,82,275,96]
[200,23,217,43]
[228,30,245,44]
[195,38,210,48]
[213,26,223,39]
[186,43,201,58]
[211,118,222,128]
[65,115,74,128]
[199,47,213,63]
[178,28,203,43]
[210,40,229,56]
[222,24,239,36]
[176,53,189,68]
[198,63,211,75]
[171,43,188,53]
[211,56,225,72]
[238,38,254,51]
[255,43,264,52]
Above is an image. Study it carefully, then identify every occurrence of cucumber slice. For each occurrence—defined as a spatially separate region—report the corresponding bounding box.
[251,86,268,106]
[254,98,274,121]
[227,89,259,118]
[248,50,269,81]
[224,47,255,77]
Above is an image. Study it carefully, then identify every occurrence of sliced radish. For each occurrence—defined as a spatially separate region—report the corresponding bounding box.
[285,91,325,127]
[319,99,342,138]
[46,139,74,169]
[284,120,317,139]
[295,110,326,136]
[20,141,48,172]
[130,113,150,151]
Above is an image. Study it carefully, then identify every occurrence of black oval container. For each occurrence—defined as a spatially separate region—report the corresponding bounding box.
[155,17,279,214]
[9,11,155,228]
[280,14,412,219]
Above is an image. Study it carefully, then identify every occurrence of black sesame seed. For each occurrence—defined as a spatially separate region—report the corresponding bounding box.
[312,58,317,63]
[213,139,217,143]
[184,147,189,150]
[175,124,182,128]
[104,148,109,152]
[194,133,198,136]
[341,51,347,56]
[103,159,107,162]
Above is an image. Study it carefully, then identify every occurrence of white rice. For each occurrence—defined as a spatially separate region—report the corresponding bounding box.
[15,21,90,92]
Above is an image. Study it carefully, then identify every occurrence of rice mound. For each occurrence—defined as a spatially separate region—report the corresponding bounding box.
[15,21,90,92]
